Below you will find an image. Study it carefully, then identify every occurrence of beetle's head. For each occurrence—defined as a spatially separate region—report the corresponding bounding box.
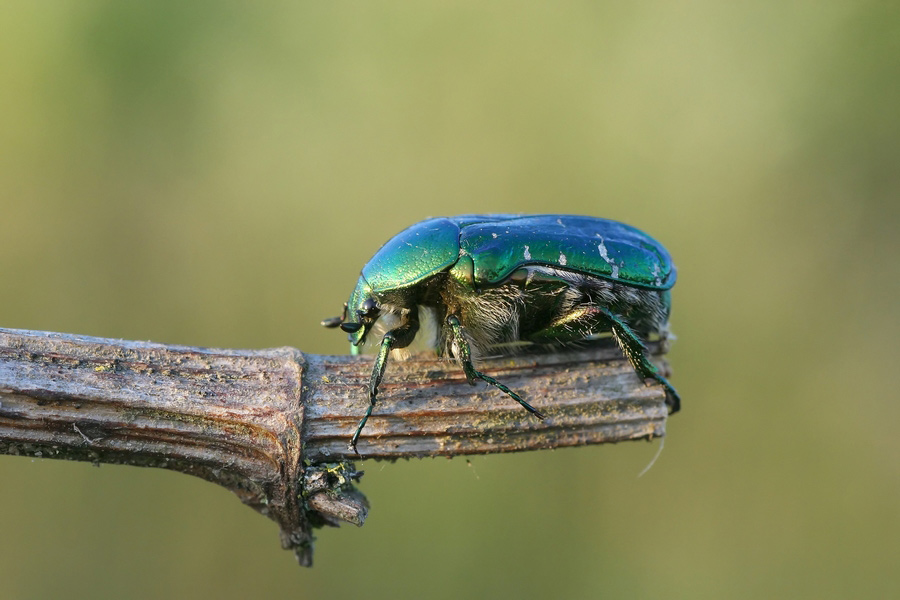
[321,276,381,351]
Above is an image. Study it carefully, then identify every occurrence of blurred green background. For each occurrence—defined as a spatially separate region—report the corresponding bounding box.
[1,1,898,598]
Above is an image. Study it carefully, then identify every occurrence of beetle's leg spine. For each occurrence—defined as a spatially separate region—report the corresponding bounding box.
[447,315,545,420]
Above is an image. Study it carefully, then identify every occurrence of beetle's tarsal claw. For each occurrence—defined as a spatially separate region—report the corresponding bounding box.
[321,316,343,328]
[663,384,681,414]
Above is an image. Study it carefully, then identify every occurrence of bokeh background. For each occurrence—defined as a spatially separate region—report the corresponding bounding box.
[1,2,898,598]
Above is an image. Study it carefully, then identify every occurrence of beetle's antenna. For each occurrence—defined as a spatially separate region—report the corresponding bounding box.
[321,317,343,328]
[321,303,349,329]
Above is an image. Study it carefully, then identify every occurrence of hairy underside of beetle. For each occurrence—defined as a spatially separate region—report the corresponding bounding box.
[357,266,670,364]
[438,266,670,360]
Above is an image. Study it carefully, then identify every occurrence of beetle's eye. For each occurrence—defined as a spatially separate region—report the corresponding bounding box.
[361,298,379,319]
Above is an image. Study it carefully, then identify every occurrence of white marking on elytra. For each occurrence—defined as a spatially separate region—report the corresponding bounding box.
[524,245,532,260]
[598,239,619,278]
[652,263,662,286]
[492,233,498,239]
[557,218,565,226]
[559,252,567,266]
[598,240,610,261]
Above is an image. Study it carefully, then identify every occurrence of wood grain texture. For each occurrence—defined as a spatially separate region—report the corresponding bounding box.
[303,348,668,460]
[0,327,670,565]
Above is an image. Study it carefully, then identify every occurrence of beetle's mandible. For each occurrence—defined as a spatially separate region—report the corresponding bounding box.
[322,214,680,453]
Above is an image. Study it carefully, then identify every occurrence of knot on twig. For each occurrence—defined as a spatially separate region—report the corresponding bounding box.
[303,462,368,528]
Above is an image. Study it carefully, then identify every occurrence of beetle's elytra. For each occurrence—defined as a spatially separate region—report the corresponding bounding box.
[323,214,680,453]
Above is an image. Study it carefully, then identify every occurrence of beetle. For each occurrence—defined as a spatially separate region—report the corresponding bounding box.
[323,214,680,453]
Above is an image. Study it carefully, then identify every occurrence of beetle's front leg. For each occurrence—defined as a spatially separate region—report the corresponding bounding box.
[446,315,545,420]
[348,334,393,454]
[349,312,420,454]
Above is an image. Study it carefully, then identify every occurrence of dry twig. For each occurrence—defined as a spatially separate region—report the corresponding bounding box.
[0,327,669,565]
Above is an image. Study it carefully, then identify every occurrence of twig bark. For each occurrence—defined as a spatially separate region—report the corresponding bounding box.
[0,327,669,565]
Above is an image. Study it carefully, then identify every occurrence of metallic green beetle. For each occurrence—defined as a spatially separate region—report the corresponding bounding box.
[323,214,679,453]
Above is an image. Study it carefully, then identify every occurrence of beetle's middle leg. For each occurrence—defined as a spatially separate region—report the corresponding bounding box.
[528,305,681,413]
[446,315,545,420]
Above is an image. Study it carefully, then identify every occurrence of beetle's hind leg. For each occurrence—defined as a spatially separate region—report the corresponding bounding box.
[604,308,681,413]
[528,305,681,413]
[446,315,545,420]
